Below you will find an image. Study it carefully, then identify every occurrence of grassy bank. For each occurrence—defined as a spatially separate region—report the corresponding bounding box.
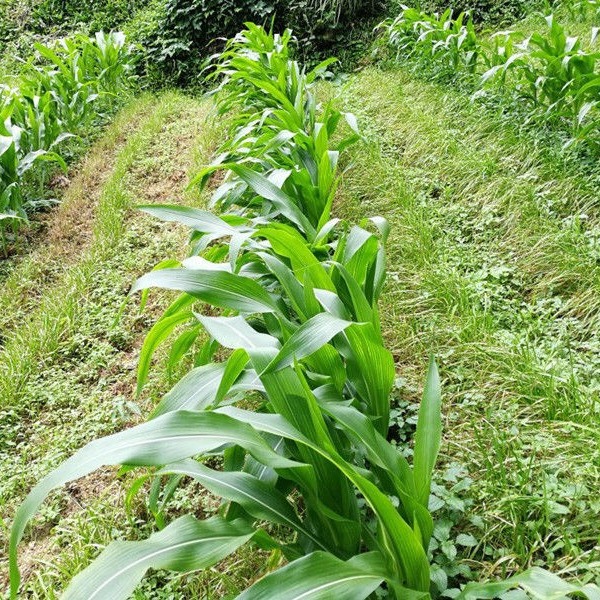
[334,66,600,583]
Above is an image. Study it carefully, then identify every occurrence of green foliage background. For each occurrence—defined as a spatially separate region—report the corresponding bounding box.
[143,0,384,85]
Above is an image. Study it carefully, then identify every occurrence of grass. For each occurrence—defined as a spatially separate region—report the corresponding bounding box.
[0,90,270,597]
[332,65,600,583]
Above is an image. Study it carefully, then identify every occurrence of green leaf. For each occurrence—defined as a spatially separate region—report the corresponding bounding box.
[264,313,352,372]
[131,268,278,314]
[237,551,387,600]
[214,348,252,405]
[413,358,442,506]
[258,227,335,293]
[63,515,254,600]
[138,204,241,235]
[137,310,194,396]
[456,567,600,599]
[152,363,227,417]
[227,164,315,235]
[316,398,433,545]
[9,410,302,596]
[218,407,431,591]
[197,314,280,350]
[160,459,325,549]
[342,324,394,432]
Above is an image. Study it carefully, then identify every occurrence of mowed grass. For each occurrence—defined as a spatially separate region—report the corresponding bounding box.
[0,91,266,597]
[334,67,600,581]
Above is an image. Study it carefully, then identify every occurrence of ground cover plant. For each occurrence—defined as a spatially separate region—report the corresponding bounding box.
[0,30,136,251]
[379,5,600,149]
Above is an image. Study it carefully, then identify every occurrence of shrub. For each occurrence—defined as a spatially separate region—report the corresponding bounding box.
[30,0,145,34]
[420,0,541,25]
[145,0,383,85]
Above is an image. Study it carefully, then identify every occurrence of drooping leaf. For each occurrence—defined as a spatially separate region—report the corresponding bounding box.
[456,567,600,599]
[160,459,325,549]
[131,268,278,314]
[9,410,303,595]
[197,314,280,350]
[63,515,255,600]
[264,313,352,373]
[237,551,388,600]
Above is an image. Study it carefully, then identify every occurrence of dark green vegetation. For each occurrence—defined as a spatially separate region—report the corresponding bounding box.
[0,0,144,59]
[144,0,383,85]
[420,0,541,25]
[1,0,600,598]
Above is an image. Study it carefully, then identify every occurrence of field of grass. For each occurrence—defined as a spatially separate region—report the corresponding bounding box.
[0,91,268,597]
[1,3,599,598]
[335,63,600,580]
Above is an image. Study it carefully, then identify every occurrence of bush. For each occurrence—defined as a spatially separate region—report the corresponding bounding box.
[145,0,384,85]
[30,0,146,33]
[0,0,145,59]
[420,0,541,25]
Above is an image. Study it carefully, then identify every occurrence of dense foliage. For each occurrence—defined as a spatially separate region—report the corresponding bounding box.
[145,0,383,85]
[380,8,600,149]
[0,32,136,249]
[0,0,143,57]
[420,0,541,25]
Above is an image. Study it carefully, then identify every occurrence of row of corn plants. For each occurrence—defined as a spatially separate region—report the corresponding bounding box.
[8,24,600,598]
[0,31,136,250]
[379,8,600,149]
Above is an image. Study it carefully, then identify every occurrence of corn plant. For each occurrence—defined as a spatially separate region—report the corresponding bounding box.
[0,31,136,249]
[563,0,600,22]
[382,8,600,150]
[0,95,67,249]
[23,31,137,132]
[380,7,480,79]
[199,24,357,239]
[9,24,444,599]
[483,16,600,123]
